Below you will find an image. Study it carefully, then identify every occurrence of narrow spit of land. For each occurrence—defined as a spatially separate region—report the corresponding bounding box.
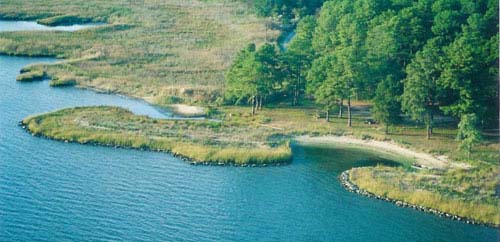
[20,105,500,226]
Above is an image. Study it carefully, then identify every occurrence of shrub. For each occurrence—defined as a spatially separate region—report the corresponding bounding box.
[16,70,46,82]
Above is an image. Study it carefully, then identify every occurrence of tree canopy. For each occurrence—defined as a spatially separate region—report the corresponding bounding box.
[227,0,498,151]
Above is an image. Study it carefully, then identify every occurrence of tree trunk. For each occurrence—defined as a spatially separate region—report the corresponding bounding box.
[251,95,256,115]
[347,97,352,127]
[338,99,343,118]
[293,85,298,106]
[295,89,299,106]
[258,96,263,110]
[426,111,433,140]
[326,109,330,122]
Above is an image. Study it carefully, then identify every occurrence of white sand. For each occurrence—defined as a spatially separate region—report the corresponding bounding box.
[295,135,470,169]
[170,104,206,116]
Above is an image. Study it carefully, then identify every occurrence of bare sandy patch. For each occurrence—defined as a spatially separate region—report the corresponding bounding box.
[169,104,206,117]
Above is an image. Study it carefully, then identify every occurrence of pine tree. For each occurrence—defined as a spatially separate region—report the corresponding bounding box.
[402,40,442,139]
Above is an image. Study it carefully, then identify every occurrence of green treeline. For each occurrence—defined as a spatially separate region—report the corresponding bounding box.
[248,0,324,21]
[227,0,498,154]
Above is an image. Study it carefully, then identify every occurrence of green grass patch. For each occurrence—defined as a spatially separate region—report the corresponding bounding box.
[36,15,98,26]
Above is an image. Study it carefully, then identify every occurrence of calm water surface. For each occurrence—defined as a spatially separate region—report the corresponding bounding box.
[0,20,103,32]
[0,23,497,242]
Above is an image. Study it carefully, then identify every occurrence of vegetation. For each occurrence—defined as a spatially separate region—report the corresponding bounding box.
[350,166,500,225]
[15,69,45,82]
[22,104,500,224]
[36,15,96,26]
[49,75,77,87]
[226,0,498,152]
[247,0,324,23]
[0,0,278,103]
[3,0,499,226]
[23,104,499,166]
[456,114,482,158]
[22,106,292,165]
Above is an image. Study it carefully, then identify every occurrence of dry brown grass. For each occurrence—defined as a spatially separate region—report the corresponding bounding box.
[0,0,279,104]
[349,166,500,225]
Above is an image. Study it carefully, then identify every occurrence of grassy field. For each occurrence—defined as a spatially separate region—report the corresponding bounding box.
[349,166,500,225]
[0,0,279,104]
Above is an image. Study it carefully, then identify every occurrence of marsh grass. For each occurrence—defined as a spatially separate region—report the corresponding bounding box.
[15,70,45,82]
[49,75,78,87]
[36,15,97,26]
[0,0,278,104]
[23,106,291,165]
[21,104,499,220]
[349,166,500,225]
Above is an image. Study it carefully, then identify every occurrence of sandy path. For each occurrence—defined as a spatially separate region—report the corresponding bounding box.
[295,135,470,169]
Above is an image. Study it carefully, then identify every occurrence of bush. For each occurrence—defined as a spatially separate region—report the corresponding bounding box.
[16,70,46,82]
[37,15,96,26]
[50,76,77,87]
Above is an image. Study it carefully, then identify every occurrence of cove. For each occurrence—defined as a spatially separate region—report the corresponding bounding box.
[0,23,497,242]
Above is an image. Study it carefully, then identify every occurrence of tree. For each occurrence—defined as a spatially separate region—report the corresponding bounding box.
[225,43,258,107]
[282,16,316,105]
[254,43,280,110]
[402,40,442,139]
[250,0,324,20]
[330,13,368,127]
[225,43,279,115]
[438,14,497,125]
[456,113,482,158]
[372,76,402,133]
[307,55,338,121]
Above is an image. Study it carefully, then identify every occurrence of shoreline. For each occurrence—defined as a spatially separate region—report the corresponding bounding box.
[18,106,292,166]
[18,107,498,227]
[339,170,496,227]
[294,135,471,170]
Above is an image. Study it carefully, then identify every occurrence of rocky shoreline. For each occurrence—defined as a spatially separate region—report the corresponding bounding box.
[339,170,496,228]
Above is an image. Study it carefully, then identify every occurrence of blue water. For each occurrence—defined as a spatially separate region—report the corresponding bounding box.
[0,25,498,242]
[0,20,103,32]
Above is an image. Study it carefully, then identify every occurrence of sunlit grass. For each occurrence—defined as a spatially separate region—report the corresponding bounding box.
[0,0,279,104]
[350,166,500,225]
[23,106,291,165]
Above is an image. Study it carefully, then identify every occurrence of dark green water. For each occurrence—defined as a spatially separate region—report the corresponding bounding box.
[0,22,497,242]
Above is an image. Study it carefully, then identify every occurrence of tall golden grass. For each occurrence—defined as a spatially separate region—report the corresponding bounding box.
[350,166,500,225]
